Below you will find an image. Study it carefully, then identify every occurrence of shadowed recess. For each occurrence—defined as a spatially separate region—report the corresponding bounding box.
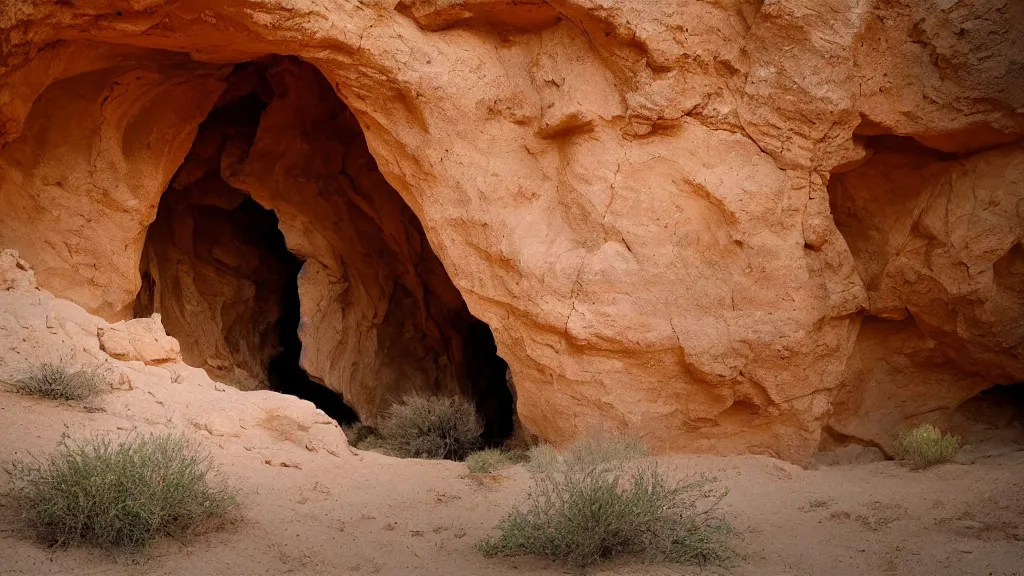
[134,57,514,438]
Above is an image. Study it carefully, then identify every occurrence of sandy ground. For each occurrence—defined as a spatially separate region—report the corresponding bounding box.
[1,388,1022,576]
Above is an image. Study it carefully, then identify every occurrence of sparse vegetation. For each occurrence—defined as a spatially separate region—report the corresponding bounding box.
[479,434,733,568]
[800,498,833,512]
[4,433,237,550]
[13,361,108,401]
[466,449,526,474]
[377,394,483,460]
[524,432,647,474]
[892,423,960,469]
[342,423,392,454]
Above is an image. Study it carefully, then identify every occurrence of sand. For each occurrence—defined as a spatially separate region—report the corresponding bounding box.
[0,387,1022,576]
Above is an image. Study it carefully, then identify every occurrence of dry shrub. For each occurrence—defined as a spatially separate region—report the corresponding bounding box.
[378,394,483,460]
[892,424,960,469]
[479,434,732,568]
[466,449,527,474]
[14,361,108,401]
[524,432,647,474]
[342,423,392,454]
[4,433,237,550]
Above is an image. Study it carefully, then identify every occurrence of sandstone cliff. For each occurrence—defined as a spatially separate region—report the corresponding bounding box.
[1,0,1021,461]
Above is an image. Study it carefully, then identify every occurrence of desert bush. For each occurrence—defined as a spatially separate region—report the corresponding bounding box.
[892,423,960,469]
[466,449,527,474]
[525,432,647,474]
[14,361,108,401]
[4,433,237,550]
[479,435,732,568]
[342,423,391,453]
[378,394,483,460]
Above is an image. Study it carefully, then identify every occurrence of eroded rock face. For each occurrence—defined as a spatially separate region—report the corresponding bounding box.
[1,0,1022,461]
[136,186,298,389]
[826,137,1024,448]
[97,314,182,366]
[0,249,36,291]
[132,59,513,435]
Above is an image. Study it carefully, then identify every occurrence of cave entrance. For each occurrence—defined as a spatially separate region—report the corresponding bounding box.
[134,57,515,442]
[136,187,359,424]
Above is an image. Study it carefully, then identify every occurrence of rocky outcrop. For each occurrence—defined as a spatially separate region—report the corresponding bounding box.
[1,0,1022,461]
[97,314,182,366]
[831,138,1024,382]
[0,259,351,457]
[827,137,1024,448]
[0,249,36,291]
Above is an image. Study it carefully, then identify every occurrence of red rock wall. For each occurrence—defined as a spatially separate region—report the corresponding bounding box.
[0,0,1021,461]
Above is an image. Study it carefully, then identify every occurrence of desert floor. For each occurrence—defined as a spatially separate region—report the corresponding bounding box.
[1,388,1022,576]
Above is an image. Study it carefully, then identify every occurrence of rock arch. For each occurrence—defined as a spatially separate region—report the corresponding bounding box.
[1,1,1022,462]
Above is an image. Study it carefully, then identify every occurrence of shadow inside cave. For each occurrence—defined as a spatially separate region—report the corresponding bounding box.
[133,56,515,440]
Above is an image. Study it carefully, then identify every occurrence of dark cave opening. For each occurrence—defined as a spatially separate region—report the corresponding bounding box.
[464,319,514,443]
[134,56,515,441]
[253,199,361,426]
[137,185,362,425]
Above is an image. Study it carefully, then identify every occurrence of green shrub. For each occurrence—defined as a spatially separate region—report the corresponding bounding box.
[525,432,647,474]
[892,424,960,469]
[466,449,527,474]
[4,433,237,550]
[14,361,107,401]
[479,435,732,568]
[378,394,483,460]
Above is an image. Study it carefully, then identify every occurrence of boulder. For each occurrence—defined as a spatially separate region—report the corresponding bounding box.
[98,314,183,366]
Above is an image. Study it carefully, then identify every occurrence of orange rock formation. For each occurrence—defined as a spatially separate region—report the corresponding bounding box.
[1,0,1021,461]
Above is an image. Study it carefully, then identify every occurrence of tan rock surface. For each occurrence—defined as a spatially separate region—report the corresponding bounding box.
[0,265,350,458]
[97,314,182,366]
[1,0,1022,461]
[832,139,1024,383]
[827,138,1024,445]
[0,249,36,291]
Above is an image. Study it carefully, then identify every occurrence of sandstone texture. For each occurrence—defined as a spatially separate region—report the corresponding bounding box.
[97,314,182,366]
[1,0,1022,462]
[0,258,351,457]
[0,249,35,291]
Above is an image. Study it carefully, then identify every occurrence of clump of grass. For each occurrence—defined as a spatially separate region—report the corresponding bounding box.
[800,498,833,512]
[479,434,732,568]
[4,433,237,550]
[892,423,960,469]
[14,361,108,401]
[377,394,483,461]
[466,449,527,474]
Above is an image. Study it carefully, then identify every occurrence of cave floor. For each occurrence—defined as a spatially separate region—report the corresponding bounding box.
[0,388,1021,576]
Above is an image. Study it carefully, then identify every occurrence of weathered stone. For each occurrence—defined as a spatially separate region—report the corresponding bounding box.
[0,249,36,291]
[0,0,1021,461]
[98,314,183,366]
